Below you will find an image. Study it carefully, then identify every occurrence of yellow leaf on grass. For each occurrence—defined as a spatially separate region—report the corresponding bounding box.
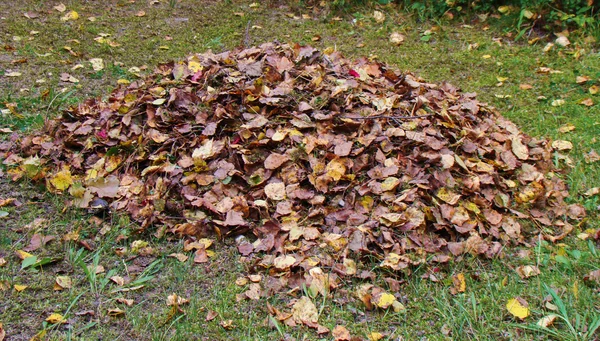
[61,10,79,21]
[46,313,66,324]
[15,250,33,260]
[589,85,599,95]
[374,292,396,309]
[14,284,28,292]
[55,276,72,290]
[506,298,530,319]
[50,167,74,190]
[368,332,384,341]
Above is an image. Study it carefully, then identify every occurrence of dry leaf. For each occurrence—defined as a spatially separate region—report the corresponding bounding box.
[537,314,558,328]
[332,325,351,341]
[291,296,318,325]
[516,265,540,279]
[46,313,66,324]
[389,32,405,45]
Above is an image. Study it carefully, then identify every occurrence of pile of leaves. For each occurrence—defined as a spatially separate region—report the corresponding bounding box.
[0,42,586,326]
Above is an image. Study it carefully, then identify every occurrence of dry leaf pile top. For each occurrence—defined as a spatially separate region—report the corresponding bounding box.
[1,43,584,284]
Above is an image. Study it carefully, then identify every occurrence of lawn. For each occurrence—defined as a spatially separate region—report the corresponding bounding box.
[1,1,599,340]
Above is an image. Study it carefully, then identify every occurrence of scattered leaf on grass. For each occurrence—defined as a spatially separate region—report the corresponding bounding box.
[368,332,384,341]
[516,265,540,279]
[46,313,66,324]
[332,325,351,341]
[589,85,599,95]
[537,314,558,328]
[60,11,79,21]
[206,310,218,321]
[168,253,189,262]
[220,320,234,330]
[107,308,125,317]
[54,276,72,290]
[291,296,319,325]
[558,123,575,133]
[116,297,134,306]
[14,284,28,292]
[373,11,385,24]
[53,3,66,12]
[580,98,594,106]
[389,32,405,45]
[450,273,466,294]
[167,293,190,306]
[507,297,530,319]
[551,140,573,151]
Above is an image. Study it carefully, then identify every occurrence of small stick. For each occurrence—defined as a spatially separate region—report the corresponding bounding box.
[244,20,251,48]
[342,114,433,120]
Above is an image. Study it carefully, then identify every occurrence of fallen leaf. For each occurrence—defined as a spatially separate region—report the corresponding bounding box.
[46,313,66,324]
[506,297,530,319]
[61,10,79,21]
[558,123,575,133]
[14,284,28,292]
[450,273,466,294]
[579,98,594,106]
[372,292,396,309]
[89,58,104,71]
[53,3,66,12]
[589,85,599,95]
[537,314,558,328]
[516,265,540,279]
[551,140,573,151]
[555,36,570,47]
[389,32,405,45]
[291,296,318,325]
[55,276,72,290]
[373,11,385,24]
[264,182,286,200]
[167,293,190,306]
[107,308,125,317]
[332,325,351,341]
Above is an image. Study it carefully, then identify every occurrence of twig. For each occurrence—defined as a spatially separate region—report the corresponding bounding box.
[244,20,251,48]
[341,114,433,120]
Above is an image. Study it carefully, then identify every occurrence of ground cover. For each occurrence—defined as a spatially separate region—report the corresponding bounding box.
[1,1,599,340]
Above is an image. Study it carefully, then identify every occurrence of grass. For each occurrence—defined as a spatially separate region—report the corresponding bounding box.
[1,0,599,340]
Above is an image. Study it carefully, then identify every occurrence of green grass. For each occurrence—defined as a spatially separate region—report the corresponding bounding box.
[1,1,599,340]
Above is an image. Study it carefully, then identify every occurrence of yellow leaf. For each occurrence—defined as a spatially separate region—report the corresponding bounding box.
[589,85,599,95]
[14,284,28,292]
[291,296,318,325]
[381,177,401,191]
[46,313,66,324]
[15,250,34,260]
[498,5,510,14]
[506,298,530,319]
[273,255,296,270]
[374,292,396,309]
[325,158,346,181]
[188,61,202,73]
[61,10,79,21]
[452,273,466,293]
[50,167,74,190]
[368,332,384,341]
